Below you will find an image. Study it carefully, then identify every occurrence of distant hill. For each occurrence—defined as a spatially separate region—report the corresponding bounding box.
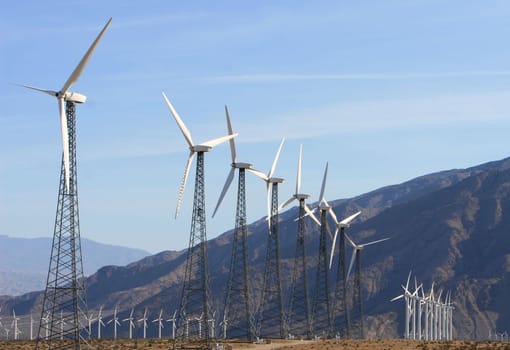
[0,235,150,295]
[2,157,510,340]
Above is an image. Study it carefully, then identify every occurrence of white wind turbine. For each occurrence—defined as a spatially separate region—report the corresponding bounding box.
[162,92,237,218]
[391,271,414,339]
[107,304,121,339]
[97,305,105,339]
[11,309,20,340]
[17,17,112,193]
[42,312,50,339]
[212,105,261,217]
[152,309,164,339]
[30,313,35,340]
[194,313,204,338]
[345,233,389,338]
[86,312,96,339]
[138,308,148,339]
[219,314,228,339]
[249,138,285,227]
[58,310,66,340]
[122,308,136,339]
[166,310,177,339]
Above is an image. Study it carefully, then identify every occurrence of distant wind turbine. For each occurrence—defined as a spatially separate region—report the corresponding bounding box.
[345,233,389,338]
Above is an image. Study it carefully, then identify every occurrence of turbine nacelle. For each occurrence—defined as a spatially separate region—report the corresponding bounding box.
[60,91,87,104]
[192,145,214,153]
[269,177,285,184]
[233,162,253,169]
[296,193,310,200]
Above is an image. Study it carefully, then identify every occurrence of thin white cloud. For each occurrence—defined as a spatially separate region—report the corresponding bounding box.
[206,70,510,83]
[233,91,510,143]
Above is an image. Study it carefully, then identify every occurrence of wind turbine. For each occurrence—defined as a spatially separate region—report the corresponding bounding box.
[11,309,20,340]
[345,233,389,339]
[163,92,235,344]
[328,209,361,339]
[219,314,228,339]
[166,310,177,339]
[138,308,148,339]
[252,138,286,339]
[213,106,257,340]
[282,145,319,339]
[58,310,66,340]
[194,313,204,338]
[86,311,96,339]
[122,308,136,339]
[152,309,164,339]
[25,18,112,350]
[97,305,105,339]
[107,305,121,339]
[30,313,35,340]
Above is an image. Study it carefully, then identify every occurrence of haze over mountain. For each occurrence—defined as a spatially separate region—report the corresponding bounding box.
[0,235,149,296]
[2,157,510,340]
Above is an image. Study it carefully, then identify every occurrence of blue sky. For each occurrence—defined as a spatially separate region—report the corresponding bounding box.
[2,1,510,253]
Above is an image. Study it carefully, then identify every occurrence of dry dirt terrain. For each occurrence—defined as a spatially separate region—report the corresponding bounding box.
[1,339,510,350]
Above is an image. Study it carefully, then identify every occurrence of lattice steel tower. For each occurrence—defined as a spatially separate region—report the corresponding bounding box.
[281,145,319,339]
[249,139,285,339]
[221,168,254,339]
[287,199,312,338]
[312,208,333,338]
[162,93,237,348]
[333,225,351,338]
[177,151,213,346]
[36,102,89,350]
[257,180,285,339]
[213,107,257,340]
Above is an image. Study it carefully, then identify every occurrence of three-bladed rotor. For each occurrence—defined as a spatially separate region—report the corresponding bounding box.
[162,92,238,218]
[18,18,112,193]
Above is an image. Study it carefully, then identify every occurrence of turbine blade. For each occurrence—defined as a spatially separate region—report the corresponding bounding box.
[328,207,339,225]
[61,18,112,93]
[162,92,194,147]
[225,105,236,164]
[304,204,321,226]
[346,249,357,280]
[296,144,302,195]
[247,168,268,181]
[278,197,296,212]
[58,98,70,193]
[212,167,235,218]
[175,151,195,218]
[344,232,356,248]
[325,220,334,241]
[406,271,412,292]
[329,227,340,269]
[201,133,238,148]
[359,237,390,248]
[15,83,57,97]
[339,211,362,225]
[319,162,328,202]
[268,138,285,179]
[391,294,404,302]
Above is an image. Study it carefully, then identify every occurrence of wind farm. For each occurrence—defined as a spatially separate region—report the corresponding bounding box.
[3,2,510,350]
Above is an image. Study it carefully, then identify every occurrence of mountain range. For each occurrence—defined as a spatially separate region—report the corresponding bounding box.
[0,235,149,295]
[2,156,510,340]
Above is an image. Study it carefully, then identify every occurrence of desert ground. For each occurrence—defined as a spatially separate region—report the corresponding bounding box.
[1,339,510,350]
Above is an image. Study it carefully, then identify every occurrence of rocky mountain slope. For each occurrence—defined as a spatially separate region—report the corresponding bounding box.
[2,157,510,340]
